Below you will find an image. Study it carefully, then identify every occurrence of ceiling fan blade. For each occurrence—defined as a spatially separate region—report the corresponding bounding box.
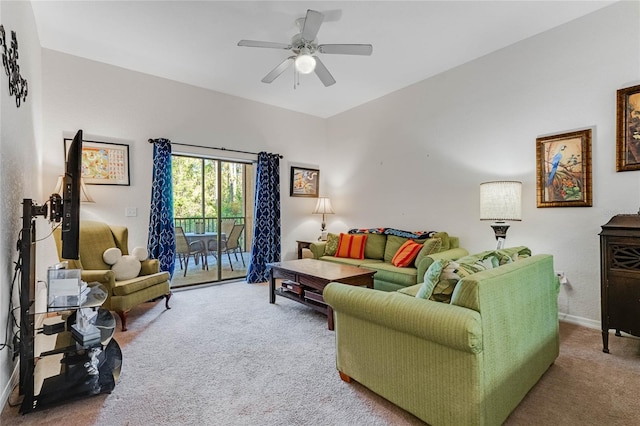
[317,44,373,56]
[301,9,324,41]
[261,57,295,83]
[238,40,291,50]
[313,56,336,87]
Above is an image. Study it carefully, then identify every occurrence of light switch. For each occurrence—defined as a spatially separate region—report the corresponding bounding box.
[125,207,137,217]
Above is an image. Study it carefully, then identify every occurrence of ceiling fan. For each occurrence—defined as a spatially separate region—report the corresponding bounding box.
[237,9,373,87]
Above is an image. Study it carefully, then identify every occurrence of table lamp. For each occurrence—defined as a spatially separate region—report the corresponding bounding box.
[480,181,521,249]
[313,197,335,241]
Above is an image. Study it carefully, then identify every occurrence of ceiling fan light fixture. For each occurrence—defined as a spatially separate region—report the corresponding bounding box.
[295,48,316,74]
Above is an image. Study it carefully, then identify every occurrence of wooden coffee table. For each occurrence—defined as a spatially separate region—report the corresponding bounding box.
[269,259,375,330]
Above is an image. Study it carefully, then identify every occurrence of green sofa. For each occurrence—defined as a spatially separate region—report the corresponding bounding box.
[323,253,560,426]
[310,231,468,291]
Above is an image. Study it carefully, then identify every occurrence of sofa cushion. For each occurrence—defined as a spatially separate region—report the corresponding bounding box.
[324,233,339,256]
[392,240,423,267]
[336,233,367,259]
[112,271,171,296]
[364,233,387,260]
[384,235,409,263]
[416,259,445,299]
[363,262,417,287]
[319,256,383,267]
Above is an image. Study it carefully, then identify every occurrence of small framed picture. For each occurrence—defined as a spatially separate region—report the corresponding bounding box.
[290,166,319,197]
[64,138,130,185]
[536,129,592,208]
[616,84,640,172]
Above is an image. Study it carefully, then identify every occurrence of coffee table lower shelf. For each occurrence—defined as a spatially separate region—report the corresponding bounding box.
[275,287,328,315]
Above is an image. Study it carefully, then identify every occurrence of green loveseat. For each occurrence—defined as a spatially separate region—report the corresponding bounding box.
[310,231,468,291]
[323,253,560,425]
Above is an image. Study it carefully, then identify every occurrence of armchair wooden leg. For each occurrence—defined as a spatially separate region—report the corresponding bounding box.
[165,292,172,309]
[117,310,129,331]
[339,371,352,383]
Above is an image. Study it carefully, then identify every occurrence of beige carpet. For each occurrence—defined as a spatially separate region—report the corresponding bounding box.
[2,282,639,425]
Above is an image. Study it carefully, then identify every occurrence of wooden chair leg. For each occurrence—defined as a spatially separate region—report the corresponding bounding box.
[117,310,129,331]
[165,292,172,309]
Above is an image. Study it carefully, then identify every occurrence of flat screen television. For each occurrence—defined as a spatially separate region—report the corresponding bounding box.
[61,129,83,259]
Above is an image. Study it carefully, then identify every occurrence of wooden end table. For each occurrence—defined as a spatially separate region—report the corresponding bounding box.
[269,259,375,330]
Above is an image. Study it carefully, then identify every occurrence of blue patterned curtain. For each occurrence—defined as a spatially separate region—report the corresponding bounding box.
[246,152,281,283]
[147,138,176,279]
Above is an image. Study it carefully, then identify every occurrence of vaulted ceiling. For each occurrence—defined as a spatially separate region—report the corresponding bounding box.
[31,1,615,118]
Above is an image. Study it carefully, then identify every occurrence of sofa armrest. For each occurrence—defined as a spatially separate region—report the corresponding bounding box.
[324,283,482,353]
[416,247,469,283]
[81,269,116,292]
[140,259,160,275]
[309,242,326,259]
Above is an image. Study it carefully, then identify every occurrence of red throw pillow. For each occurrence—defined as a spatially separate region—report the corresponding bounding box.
[335,233,367,260]
[392,240,423,267]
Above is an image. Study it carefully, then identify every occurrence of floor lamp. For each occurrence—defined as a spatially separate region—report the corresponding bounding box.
[480,181,522,249]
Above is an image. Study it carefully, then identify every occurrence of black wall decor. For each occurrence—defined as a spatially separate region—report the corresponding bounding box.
[0,25,28,107]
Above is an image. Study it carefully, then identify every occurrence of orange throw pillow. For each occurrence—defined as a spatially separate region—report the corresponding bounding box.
[335,233,367,260]
[391,240,423,267]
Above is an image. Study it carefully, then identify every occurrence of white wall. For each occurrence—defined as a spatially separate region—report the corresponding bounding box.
[326,1,640,326]
[39,50,328,272]
[0,0,42,409]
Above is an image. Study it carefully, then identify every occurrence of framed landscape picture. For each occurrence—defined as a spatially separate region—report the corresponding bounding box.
[290,166,319,197]
[616,84,640,172]
[536,129,592,208]
[64,138,130,185]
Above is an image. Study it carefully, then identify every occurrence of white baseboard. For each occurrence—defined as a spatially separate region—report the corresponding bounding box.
[1,362,20,410]
[559,312,600,330]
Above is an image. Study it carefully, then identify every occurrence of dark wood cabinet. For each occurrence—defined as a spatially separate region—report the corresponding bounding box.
[599,214,640,353]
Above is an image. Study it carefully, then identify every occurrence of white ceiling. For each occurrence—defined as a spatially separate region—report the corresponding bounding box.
[30,1,615,118]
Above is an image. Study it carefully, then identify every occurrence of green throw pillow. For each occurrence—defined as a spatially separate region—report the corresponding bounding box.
[414,238,442,266]
[416,259,445,299]
[324,233,339,256]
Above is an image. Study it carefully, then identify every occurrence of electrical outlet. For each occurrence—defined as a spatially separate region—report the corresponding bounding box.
[555,271,568,284]
[125,207,137,217]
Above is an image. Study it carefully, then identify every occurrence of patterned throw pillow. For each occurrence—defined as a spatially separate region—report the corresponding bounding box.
[414,238,442,266]
[416,259,445,299]
[391,240,423,267]
[430,260,475,303]
[323,233,339,256]
[335,233,367,259]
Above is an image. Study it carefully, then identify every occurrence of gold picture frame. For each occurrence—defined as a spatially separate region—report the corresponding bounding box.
[290,166,319,197]
[536,129,592,208]
[616,84,640,172]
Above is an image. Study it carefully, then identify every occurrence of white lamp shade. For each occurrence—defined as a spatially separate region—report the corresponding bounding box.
[54,175,95,203]
[480,181,521,221]
[313,197,335,215]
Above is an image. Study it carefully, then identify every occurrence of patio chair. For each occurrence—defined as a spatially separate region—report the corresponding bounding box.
[175,226,208,277]
[222,223,245,271]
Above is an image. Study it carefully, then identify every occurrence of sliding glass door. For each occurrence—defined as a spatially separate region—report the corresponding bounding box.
[171,154,254,287]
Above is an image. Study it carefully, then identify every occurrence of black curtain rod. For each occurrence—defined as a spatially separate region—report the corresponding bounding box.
[147,139,283,159]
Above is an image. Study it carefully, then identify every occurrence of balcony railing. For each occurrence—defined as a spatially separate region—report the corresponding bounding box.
[174,216,247,249]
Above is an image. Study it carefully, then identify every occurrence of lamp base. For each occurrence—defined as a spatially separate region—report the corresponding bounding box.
[490,221,510,240]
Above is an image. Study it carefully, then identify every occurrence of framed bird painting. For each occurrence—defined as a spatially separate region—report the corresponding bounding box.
[536,129,592,208]
[616,84,640,172]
